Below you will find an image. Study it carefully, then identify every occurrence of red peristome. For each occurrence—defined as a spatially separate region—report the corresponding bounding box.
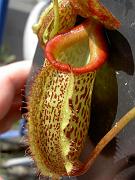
[45,20,108,75]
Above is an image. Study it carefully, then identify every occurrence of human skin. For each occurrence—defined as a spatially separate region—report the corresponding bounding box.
[0,61,31,134]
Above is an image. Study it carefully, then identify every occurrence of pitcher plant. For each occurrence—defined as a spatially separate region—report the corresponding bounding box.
[26,0,135,179]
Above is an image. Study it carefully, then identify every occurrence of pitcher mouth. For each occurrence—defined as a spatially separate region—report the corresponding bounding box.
[45,19,108,75]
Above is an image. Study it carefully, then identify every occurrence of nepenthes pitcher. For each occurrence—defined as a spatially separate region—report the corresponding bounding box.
[26,0,135,179]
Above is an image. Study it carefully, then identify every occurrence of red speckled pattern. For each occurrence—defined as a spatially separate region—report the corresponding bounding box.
[28,61,95,176]
[66,72,96,161]
[27,0,120,178]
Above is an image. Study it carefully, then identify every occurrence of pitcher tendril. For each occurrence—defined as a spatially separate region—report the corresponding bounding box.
[26,0,135,179]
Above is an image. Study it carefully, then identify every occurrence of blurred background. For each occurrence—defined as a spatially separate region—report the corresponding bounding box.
[0,1,43,179]
[0,0,37,64]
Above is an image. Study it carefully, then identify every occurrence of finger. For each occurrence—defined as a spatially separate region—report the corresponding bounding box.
[0,61,31,120]
[0,60,32,93]
[0,77,14,120]
[12,92,24,105]
[0,103,21,134]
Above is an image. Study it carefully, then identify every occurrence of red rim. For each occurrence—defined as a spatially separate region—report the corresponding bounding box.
[45,19,108,75]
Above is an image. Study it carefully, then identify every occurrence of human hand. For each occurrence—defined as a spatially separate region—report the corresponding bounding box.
[0,61,32,134]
